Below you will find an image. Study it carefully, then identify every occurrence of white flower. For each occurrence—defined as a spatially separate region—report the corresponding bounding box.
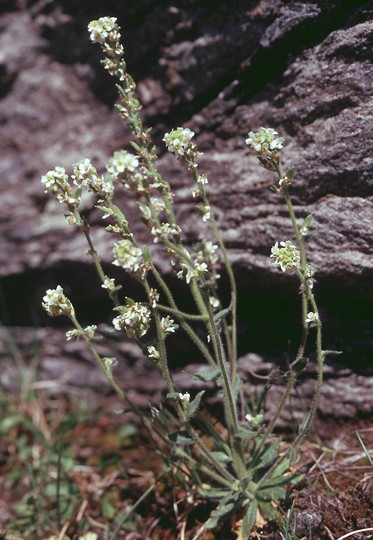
[270,241,300,272]
[149,197,166,214]
[163,127,202,162]
[160,316,178,336]
[112,239,146,277]
[151,222,182,242]
[245,127,284,154]
[149,288,159,308]
[84,325,97,340]
[196,174,208,185]
[88,17,119,45]
[200,204,211,222]
[107,150,139,177]
[113,302,151,338]
[194,241,219,268]
[42,285,74,317]
[163,127,195,156]
[178,392,190,406]
[66,329,80,341]
[306,312,320,326]
[245,413,263,427]
[41,166,69,193]
[209,296,220,309]
[102,276,116,290]
[41,166,79,206]
[103,357,118,378]
[147,346,160,359]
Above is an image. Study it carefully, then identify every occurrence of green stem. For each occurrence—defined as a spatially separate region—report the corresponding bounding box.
[254,369,296,457]
[150,263,217,369]
[157,303,209,321]
[204,293,246,481]
[206,204,238,383]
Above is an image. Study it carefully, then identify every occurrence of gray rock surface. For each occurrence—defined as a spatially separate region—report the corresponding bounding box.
[0,1,372,381]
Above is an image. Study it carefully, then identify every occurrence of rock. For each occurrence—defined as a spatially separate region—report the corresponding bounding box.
[0,0,372,376]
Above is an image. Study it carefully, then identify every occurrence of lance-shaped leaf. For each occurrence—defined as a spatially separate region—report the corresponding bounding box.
[168,430,194,446]
[185,390,205,420]
[240,500,258,538]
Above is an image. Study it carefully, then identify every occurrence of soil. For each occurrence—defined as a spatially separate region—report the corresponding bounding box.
[1,384,372,540]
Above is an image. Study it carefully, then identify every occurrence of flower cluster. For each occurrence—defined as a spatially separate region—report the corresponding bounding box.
[113,301,152,338]
[88,17,119,45]
[42,286,74,317]
[41,166,79,207]
[163,127,202,163]
[112,239,147,278]
[106,150,144,191]
[72,158,113,196]
[270,241,301,272]
[177,259,208,284]
[245,128,284,155]
[88,17,125,79]
[195,241,219,269]
[151,222,182,243]
[66,325,97,341]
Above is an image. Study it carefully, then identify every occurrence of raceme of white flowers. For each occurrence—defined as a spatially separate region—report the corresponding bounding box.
[245,127,284,154]
[42,286,74,317]
[88,17,119,45]
[270,241,301,272]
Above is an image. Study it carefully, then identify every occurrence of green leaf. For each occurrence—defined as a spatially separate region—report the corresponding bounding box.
[234,427,258,441]
[257,485,286,501]
[185,367,220,382]
[286,167,295,179]
[198,487,230,500]
[102,495,116,519]
[289,447,298,467]
[232,374,243,400]
[186,390,205,420]
[168,430,194,446]
[300,213,313,231]
[271,457,291,477]
[118,423,138,439]
[205,499,235,529]
[252,441,280,471]
[210,451,232,463]
[241,500,258,539]
[258,500,279,520]
[130,141,142,153]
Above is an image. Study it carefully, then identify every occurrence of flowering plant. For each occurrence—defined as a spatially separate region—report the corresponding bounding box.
[41,17,327,538]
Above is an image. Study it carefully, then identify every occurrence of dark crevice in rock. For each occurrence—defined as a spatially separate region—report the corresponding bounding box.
[0,64,17,99]
[231,0,371,103]
[1,264,372,374]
